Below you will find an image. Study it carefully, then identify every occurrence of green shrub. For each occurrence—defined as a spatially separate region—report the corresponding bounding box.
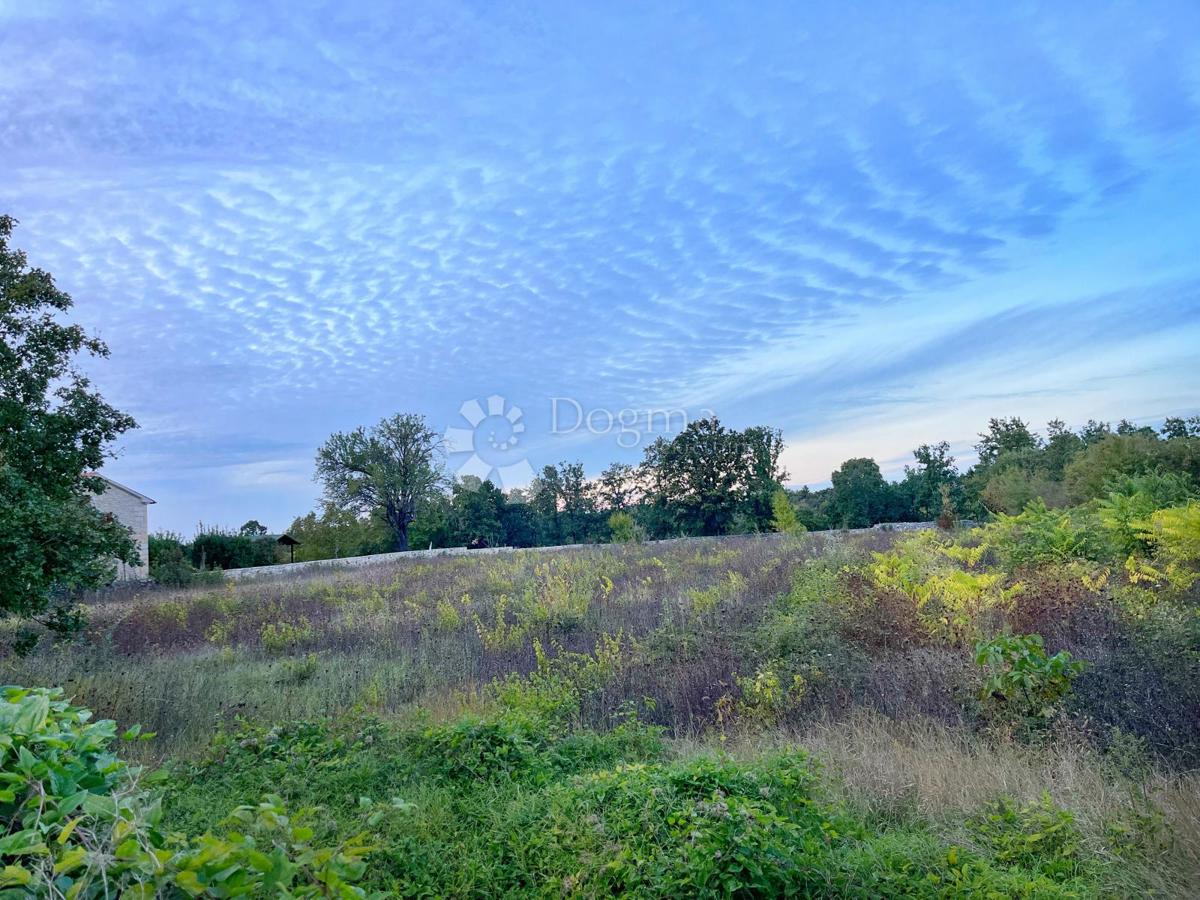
[771,489,806,535]
[433,598,462,632]
[975,634,1086,725]
[260,617,316,655]
[828,829,1088,898]
[870,534,1017,641]
[149,532,223,586]
[409,712,560,783]
[1095,472,1195,559]
[6,626,39,657]
[983,500,1108,570]
[968,794,1083,881]
[161,795,381,898]
[1129,500,1200,594]
[39,602,88,643]
[277,652,323,685]
[532,751,835,897]
[0,686,381,898]
[407,705,663,786]
[190,529,278,571]
[152,698,1147,898]
[608,510,644,543]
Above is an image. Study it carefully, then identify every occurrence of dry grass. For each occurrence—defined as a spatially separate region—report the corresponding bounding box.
[781,710,1200,896]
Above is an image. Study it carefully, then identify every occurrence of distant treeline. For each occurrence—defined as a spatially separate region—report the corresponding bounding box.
[149,412,1200,576]
[280,412,1200,565]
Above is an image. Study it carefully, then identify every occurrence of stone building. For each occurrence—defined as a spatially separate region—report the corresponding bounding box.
[89,475,156,581]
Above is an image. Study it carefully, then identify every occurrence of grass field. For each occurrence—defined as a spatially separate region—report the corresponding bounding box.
[5,516,1200,896]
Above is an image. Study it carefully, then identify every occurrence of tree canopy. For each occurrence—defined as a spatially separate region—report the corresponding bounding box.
[641,417,786,536]
[295,409,1199,563]
[829,457,888,528]
[0,215,137,616]
[315,413,445,552]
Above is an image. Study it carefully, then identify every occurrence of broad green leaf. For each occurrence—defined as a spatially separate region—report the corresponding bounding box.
[0,866,31,888]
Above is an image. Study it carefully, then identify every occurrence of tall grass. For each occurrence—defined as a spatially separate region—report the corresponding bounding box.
[5,524,1199,893]
[3,534,839,757]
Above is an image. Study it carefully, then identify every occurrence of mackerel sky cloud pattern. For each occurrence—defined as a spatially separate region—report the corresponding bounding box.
[2,1,1198,531]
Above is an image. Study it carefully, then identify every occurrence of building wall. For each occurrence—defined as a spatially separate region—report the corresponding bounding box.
[90,484,150,580]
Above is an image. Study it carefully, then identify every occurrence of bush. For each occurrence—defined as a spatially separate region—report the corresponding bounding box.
[1065,432,1163,503]
[968,794,1083,881]
[532,751,835,897]
[870,533,1017,642]
[608,510,644,543]
[983,500,1108,571]
[1095,473,1195,559]
[191,528,278,571]
[149,532,225,587]
[408,712,561,783]
[1129,500,1200,594]
[771,489,806,535]
[975,633,1086,726]
[0,686,380,897]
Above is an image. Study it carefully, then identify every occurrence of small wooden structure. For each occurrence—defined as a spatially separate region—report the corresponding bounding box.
[255,533,302,563]
[275,533,301,563]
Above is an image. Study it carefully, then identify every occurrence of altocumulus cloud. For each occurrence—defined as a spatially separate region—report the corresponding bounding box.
[1,0,1198,529]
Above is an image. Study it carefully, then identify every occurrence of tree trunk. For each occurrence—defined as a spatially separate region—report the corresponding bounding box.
[393,519,409,552]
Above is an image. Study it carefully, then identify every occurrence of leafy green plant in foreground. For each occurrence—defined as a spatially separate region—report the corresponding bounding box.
[0,685,381,898]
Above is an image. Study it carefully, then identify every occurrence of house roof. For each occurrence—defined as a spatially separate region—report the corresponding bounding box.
[86,473,156,505]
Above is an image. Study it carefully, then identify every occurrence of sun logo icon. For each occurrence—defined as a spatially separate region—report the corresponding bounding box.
[444,395,535,489]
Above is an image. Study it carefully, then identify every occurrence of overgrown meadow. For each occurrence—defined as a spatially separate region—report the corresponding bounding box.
[3,487,1199,896]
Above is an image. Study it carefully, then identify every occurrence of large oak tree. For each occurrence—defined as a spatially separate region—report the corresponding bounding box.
[641,416,787,536]
[315,413,445,552]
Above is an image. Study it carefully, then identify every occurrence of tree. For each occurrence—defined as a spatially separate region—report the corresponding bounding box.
[1116,418,1157,438]
[975,417,1040,466]
[0,215,137,616]
[770,488,805,535]
[449,477,506,547]
[740,425,788,529]
[1078,419,1111,445]
[642,417,787,536]
[189,526,276,570]
[608,510,644,543]
[980,468,1067,514]
[315,413,445,552]
[239,519,268,536]
[902,441,957,520]
[555,461,598,543]
[1064,432,1162,504]
[597,462,637,511]
[1161,416,1200,440]
[528,466,563,545]
[500,497,538,548]
[287,503,392,561]
[527,461,599,545]
[408,492,453,551]
[1042,419,1084,479]
[829,458,888,528]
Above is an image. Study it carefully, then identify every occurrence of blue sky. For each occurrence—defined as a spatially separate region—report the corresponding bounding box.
[3,1,1199,533]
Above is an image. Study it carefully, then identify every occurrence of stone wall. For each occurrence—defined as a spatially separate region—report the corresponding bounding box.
[222,522,947,582]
